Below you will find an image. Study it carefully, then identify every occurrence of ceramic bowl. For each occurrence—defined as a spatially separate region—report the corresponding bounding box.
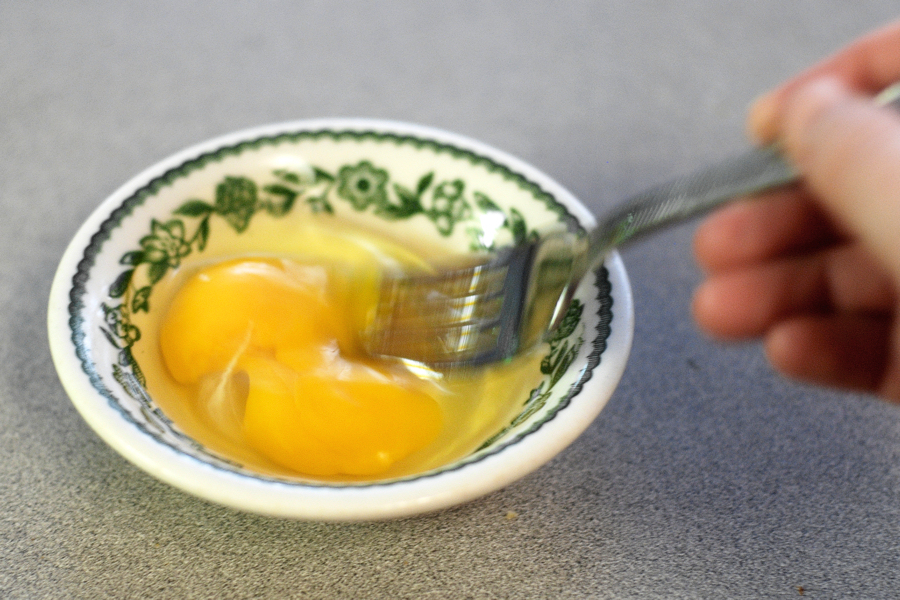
[47,118,633,520]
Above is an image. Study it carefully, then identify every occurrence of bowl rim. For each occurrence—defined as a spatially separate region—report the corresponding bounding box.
[47,117,634,520]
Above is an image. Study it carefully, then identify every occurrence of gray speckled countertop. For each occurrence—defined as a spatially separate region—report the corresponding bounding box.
[3,2,899,598]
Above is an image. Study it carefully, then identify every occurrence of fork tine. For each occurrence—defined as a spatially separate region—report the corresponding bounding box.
[370,320,502,364]
[360,245,539,367]
[379,286,505,325]
[380,261,509,324]
[361,256,514,364]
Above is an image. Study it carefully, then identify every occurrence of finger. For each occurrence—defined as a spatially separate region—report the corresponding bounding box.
[693,187,841,273]
[750,19,900,143]
[765,314,892,396]
[693,243,895,339]
[780,78,900,281]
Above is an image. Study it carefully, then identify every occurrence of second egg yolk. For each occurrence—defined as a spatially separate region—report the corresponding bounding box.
[158,257,443,477]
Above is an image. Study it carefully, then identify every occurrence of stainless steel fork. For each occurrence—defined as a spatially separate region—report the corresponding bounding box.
[361,84,900,369]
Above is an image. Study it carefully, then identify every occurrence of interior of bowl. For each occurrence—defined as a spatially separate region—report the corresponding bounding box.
[55,120,619,493]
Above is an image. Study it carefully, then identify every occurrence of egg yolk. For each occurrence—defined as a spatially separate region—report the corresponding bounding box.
[158,257,443,477]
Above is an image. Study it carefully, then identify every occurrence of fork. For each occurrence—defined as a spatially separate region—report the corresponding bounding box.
[361,84,900,369]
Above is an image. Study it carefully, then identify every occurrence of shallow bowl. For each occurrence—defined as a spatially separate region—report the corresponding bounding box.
[48,119,633,520]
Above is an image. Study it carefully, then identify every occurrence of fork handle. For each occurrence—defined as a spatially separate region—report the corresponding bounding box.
[586,82,900,267]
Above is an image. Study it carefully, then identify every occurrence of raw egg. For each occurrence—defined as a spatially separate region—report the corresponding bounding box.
[158,257,443,477]
[134,219,543,482]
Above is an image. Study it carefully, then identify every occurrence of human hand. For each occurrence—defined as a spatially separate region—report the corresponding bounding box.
[692,20,900,401]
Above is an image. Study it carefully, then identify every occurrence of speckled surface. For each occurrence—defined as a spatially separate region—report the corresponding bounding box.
[2,2,899,598]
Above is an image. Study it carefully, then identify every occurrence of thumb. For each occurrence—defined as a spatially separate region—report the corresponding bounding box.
[780,78,900,280]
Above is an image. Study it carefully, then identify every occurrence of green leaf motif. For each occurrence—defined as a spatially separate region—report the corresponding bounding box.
[474,192,503,214]
[194,216,210,251]
[378,183,424,220]
[476,386,552,451]
[113,361,147,400]
[514,389,551,427]
[262,184,299,216]
[120,347,146,388]
[109,269,134,298]
[274,169,302,185]
[313,167,335,183]
[549,299,583,343]
[174,199,214,217]
[416,172,434,196]
[306,194,334,214]
[100,327,121,350]
[131,286,152,313]
[508,208,528,245]
[119,251,144,266]
[147,261,168,285]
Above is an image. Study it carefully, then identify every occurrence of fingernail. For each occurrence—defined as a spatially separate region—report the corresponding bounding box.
[791,77,845,120]
[783,77,847,159]
[748,89,779,144]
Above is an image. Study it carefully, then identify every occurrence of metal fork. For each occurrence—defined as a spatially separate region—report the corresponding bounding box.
[361,84,900,369]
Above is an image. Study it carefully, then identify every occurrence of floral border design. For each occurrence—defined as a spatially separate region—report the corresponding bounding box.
[100,160,550,392]
[68,128,614,487]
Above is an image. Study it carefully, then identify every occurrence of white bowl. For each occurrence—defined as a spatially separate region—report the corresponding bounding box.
[47,119,633,520]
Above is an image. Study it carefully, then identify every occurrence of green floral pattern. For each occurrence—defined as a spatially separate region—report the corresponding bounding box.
[101,157,587,461]
[107,159,546,326]
[336,161,389,209]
